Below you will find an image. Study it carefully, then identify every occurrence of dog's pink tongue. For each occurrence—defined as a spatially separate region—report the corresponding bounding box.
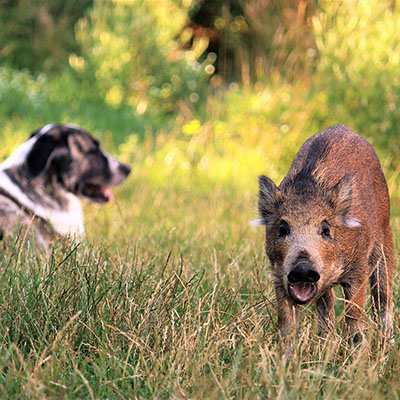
[101,187,113,201]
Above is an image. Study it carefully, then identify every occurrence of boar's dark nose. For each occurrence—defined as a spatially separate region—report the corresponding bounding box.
[287,262,320,284]
[118,163,131,177]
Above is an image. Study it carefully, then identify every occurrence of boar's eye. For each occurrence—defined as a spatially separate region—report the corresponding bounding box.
[278,219,290,238]
[321,220,331,239]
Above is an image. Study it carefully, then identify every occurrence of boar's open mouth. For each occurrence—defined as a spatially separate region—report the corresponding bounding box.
[288,282,317,304]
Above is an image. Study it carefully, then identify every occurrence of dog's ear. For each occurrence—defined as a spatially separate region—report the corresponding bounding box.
[29,123,57,139]
[29,128,41,138]
[52,151,73,175]
[26,131,71,177]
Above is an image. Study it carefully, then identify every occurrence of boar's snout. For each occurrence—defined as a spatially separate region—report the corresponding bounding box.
[287,261,319,304]
[288,262,320,284]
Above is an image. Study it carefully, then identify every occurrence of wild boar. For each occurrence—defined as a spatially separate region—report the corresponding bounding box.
[257,125,394,343]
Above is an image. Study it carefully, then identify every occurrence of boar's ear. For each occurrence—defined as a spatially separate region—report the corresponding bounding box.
[331,175,361,229]
[258,175,279,225]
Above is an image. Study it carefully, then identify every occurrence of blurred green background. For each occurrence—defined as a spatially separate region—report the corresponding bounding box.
[1,0,399,199]
[0,0,400,247]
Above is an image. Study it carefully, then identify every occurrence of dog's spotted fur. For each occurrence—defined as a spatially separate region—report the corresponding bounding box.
[0,124,131,247]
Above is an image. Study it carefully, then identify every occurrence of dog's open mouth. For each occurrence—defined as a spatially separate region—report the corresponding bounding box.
[81,183,113,203]
[288,282,317,304]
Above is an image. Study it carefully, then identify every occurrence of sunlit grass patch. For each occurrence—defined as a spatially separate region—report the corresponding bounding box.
[0,176,397,398]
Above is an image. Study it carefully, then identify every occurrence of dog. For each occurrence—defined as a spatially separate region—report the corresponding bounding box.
[0,123,131,247]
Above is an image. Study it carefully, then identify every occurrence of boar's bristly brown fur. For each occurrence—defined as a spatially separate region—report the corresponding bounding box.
[258,124,394,343]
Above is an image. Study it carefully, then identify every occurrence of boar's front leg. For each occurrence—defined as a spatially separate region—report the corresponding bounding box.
[275,285,297,338]
[316,287,335,337]
[342,280,367,344]
[368,239,394,342]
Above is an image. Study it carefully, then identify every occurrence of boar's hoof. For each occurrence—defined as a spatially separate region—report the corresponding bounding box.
[352,331,364,346]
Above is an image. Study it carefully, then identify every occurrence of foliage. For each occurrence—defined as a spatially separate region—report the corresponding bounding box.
[0,66,154,152]
[0,0,92,73]
[185,0,318,83]
[122,83,316,189]
[76,0,211,116]
[314,0,400,154]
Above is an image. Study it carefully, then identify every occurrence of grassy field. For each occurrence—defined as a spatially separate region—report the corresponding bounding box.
[0,166,399,399]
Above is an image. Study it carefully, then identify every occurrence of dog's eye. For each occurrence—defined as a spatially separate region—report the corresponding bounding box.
[87,147,100,155]
[321,220,331,239]
[278,219,290,238]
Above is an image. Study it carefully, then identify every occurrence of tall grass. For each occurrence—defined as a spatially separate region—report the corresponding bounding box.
[0,68,399,398]
[0,180,398,399]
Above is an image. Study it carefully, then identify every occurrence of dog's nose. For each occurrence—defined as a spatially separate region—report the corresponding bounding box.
[287,262,320,284]
[118,163,131,177]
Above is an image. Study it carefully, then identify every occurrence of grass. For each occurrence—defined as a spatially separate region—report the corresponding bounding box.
[0,175,399,399]
[0,73,399,397]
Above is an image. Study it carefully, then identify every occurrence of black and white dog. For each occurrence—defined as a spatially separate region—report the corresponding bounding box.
[0,124,131,246]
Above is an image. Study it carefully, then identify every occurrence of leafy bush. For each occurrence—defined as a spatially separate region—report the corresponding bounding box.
[76,0,211,117]
[117,81,326,192]
[314,0,400,155]
[0,67,151,149]
[0,0,92,73]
